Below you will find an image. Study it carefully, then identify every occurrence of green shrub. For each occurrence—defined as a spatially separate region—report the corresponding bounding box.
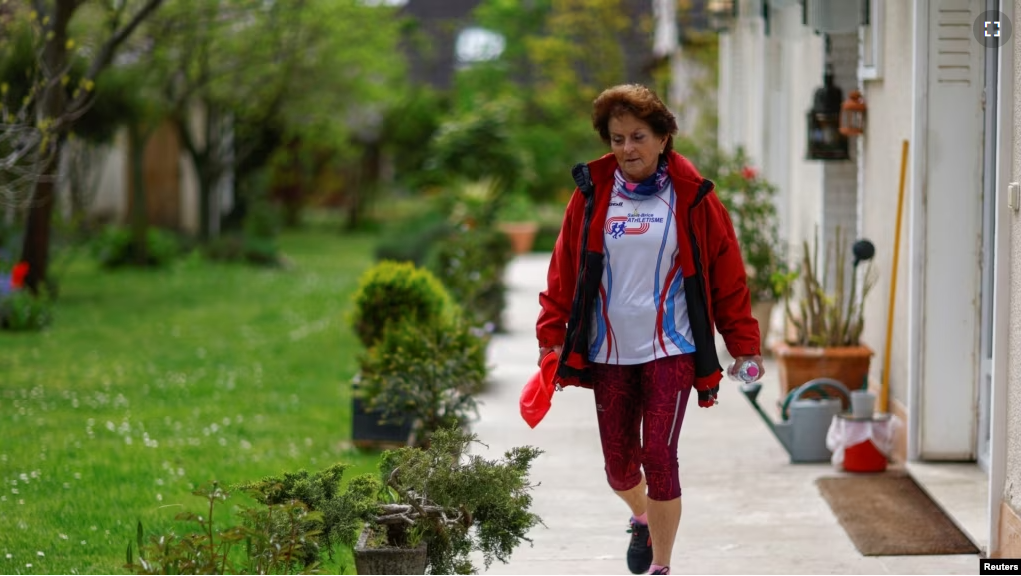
[350,260,452,348]
[382,86,449,190]
[426,227,512,332]
[373,427,543,575]
[204,232,281,267]
[0,287,53,331]
[206,177,282,266]
[373,206,453,266]
[438,179,503,229]
[496,191,539,223]
[90,226,180,268]
[426,98,525,192]
[125,483,322,575]
[235,464,382,562]
[512,117,603,202]
[532,227,559,252]
[358,317,488,445]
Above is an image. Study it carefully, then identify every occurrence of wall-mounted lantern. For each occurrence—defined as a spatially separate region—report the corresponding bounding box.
[806,70,849,160]
[839,90,867,137]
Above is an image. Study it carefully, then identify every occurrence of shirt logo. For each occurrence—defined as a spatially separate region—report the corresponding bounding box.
[605,216,651,239]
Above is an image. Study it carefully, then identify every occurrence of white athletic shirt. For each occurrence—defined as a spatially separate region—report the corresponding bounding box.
[588,181,696,364]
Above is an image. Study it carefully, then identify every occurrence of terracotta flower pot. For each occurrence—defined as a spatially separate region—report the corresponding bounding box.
[772,342,873,397]
[751,300,775,355]
[497,221,539,255]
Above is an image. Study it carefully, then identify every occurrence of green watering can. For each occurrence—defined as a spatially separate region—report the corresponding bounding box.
[739,378,851,463]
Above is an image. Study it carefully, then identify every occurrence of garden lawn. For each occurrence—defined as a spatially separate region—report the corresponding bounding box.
[0,229,381,575]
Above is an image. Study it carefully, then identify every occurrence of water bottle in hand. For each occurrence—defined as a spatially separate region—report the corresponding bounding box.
[728,359,761,383]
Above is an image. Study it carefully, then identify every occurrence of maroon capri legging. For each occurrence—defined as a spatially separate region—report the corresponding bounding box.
[590,353,695,501]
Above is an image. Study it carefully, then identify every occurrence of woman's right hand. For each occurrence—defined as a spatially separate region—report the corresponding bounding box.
[538,345,562,366]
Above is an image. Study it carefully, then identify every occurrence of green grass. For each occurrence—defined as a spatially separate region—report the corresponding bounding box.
[0,228,383,575]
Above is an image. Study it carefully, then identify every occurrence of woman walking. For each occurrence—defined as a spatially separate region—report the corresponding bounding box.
[536,84,763,575]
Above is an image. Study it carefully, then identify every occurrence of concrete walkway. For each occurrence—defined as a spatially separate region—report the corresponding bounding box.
[471,253,979,575]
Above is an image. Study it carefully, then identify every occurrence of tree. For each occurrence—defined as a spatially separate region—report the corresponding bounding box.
[2,0,165,292]
[524,0,629,115]
[449,0,627,201]
[144,0,406,239]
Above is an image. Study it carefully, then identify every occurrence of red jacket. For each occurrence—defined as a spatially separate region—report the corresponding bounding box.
[536,151,760,401]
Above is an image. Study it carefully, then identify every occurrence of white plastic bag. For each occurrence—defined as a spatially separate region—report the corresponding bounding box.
[826,414,902,467]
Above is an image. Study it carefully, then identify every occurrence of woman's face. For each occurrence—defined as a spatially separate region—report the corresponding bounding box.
[608,113,668,182]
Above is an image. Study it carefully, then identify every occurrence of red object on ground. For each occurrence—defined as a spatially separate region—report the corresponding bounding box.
[10,262,28,289]
[843,439,888,473]
[520,352,559,429]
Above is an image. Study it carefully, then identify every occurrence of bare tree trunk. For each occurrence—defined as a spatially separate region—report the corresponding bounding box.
[21,156,57,293]
[20,0,72,293]
[178,107,218,241]
[129,124,149,265]
[19,0,165,290]
[347,141,380,231]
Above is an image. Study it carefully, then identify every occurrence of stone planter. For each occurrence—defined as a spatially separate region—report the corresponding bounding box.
[497,221,539,255]
[772,342,873,398]
[354,527,428,575]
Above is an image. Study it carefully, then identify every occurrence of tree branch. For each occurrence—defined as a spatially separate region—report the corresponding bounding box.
[85,0,165,81]
[174,105,200,162]
[374,513,416,526]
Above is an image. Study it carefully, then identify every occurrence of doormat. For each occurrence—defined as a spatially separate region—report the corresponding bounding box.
[816,474,979,556]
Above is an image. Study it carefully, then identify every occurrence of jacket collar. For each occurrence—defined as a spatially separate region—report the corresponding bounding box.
[588,151,714,206]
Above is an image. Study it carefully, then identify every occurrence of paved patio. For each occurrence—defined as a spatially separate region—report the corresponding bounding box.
[469,253,980,575]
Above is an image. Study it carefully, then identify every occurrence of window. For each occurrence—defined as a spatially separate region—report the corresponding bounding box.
[858,0,883,80]
[454,27,505,65]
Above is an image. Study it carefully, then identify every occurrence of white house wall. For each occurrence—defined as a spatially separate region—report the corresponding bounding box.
[766,2,813,244]
[776,8,825,284]
[1005,0,1021,511]
[180,147,199,235]
[717,21,765,160]
[858,0,915,409]
[75,103,205,235]
[718,2,825,279]
[89,132,128,223]
[820,32,861,294]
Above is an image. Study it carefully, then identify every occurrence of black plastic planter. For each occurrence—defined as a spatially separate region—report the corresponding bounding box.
[352,396,413,450]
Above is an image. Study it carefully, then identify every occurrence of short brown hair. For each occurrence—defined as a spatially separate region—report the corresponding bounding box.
[592,84,678,154]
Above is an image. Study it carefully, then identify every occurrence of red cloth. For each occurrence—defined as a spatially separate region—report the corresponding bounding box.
[520,353,559,428]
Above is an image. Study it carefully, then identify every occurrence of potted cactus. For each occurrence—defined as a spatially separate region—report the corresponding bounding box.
[774,228,877,396]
